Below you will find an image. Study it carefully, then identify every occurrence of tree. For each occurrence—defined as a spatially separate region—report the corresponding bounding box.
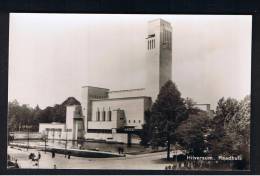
[8,97,81,132]
[184,97,200,115]
[225,95,250,169]
[149,80,187,160]
[207,97,239,156]
[208,95,250,168]
[8,100,35,131]
[140,110,152,146]
[175,111,210,156]
[215,97,239,129]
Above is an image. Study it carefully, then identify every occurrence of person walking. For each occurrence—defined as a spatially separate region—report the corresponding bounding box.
[68,151,71,159]
[38,152,41,160]
[52,150,55,158]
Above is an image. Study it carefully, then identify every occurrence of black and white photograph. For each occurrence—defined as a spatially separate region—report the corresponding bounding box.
[7,13,251,171]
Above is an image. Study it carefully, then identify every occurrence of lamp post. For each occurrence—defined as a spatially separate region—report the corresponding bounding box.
[26,124,32,151]
[43,130,48,154]
[64,128,69,157]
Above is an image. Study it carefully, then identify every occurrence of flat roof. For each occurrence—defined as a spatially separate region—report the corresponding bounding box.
[81,85,110,90]
[148,18,171,25]
[109,88,145,93]
[91,96,151,102]
[39,122,65,125]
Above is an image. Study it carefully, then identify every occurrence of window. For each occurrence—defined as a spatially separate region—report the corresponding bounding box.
[129,120,131,123]
[102,110,106,121]
[133,120,136,123]
[170,32,172,48]
[139,120,141,123]
[166,30,168,42]
[154,39,155,48]
[108,110,112,121]
[163,29,165,43]
[96,110,100,121]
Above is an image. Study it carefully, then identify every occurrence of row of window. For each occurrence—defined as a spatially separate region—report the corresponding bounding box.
[91,95,106,99]
[161,29,172,48]
[148,39,155,50]
[96,110,112,121]
[128,120,142,124]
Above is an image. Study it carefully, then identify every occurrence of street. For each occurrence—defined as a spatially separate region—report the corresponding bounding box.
[8,146,171,170]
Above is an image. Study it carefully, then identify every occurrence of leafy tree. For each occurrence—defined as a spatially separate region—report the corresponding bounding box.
[207,97,240,156]
[208,95,250,168]
[140,110,152,146]
[149,80,187,160]
[225,95,250,169]
[8,97,81,132]
[175,111,210,156]
[184,97,200,115]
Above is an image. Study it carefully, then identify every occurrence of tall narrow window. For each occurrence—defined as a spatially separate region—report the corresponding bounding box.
[108,110,112,121]
[154,39,155,48]
[96,110,100,121]
[163,29,165,43]
[102,110,106,121]
[170,32,172,48]
[167,31,170,43]
[148,40,149,50]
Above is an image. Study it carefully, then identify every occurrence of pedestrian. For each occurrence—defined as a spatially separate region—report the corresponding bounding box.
[38,152,41,160]
[31,153,36,161]
[52,150,55,158]
[68,152,71,159]
[14,159,19,168]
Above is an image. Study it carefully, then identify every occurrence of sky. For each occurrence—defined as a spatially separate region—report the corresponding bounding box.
[8,14,252,110]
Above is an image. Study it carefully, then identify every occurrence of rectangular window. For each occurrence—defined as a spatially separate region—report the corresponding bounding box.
[96,111,100,121]
[163,29,165,43]
[102,111,106,121]
[108,111,112,121]
[170,32,172,48]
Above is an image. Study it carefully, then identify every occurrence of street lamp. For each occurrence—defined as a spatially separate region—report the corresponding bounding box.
[64,128,71,157]
[43,130,48,154]
[26,124,32,151]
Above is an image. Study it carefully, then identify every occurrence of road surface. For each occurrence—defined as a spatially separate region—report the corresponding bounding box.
[8,146,172,170]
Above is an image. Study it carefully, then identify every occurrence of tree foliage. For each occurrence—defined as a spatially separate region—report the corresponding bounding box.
[146,80,188,147]
[175,111,210,156]
[8,97,80,132]
[207,95,250,169]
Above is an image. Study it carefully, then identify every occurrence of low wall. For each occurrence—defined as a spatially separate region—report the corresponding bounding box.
[46,147,124,158]
[10,132,42,140]
[85,133,129,144]
[9,143,123,158]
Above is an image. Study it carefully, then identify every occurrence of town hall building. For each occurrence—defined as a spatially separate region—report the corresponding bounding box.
[78,18,173,144]
[40,19,175,144]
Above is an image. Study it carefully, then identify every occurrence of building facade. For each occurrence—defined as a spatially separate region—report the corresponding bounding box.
[78,19,173,144]
[39,19,174,144]
[39,122,66,140]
